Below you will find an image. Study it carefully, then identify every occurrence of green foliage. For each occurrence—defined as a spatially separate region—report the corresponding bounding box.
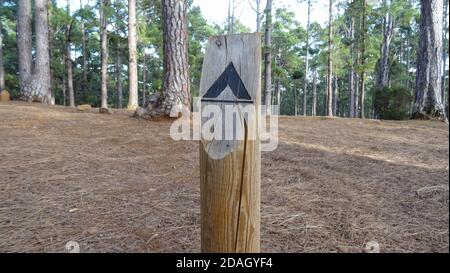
[0,0,439,119]
[188,5,218,98]
[0,0,18,95]
[373,86,412,120]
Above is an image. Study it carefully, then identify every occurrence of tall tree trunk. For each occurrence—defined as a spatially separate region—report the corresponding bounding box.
[142,53,147,107]
[442,0,448,109]
[275,48,281,106]
[303,0,311,116]
[227,0,236,34]
[21,0,52,103]
[127,0,139,110]
[275,78,281,106]
[231,0,236,34]
[348,4,355,118]
[327,0,333,117]
[0,2,4,91]
[360,74,365,118]
[264,0,273,115]
[348,70,355,118]
[324,77,328,116]
[66,40,75,107]
[160,0,190,116]
[227,0,231,34]
[100,0,109,109]
[406,29,411,90]
[271,86,275,105]
[293,84,298,116]
[413,0,447,121]
[66,1,75,107]
[116,42,123,109]
[35,0,52,103]
[249,0,262,32]
[17,0,32,95]
[62,73,66,106]
[359,0,366,118]
[312,70,317,116]
[136,0,190,119]
[256,0,261,32]
[139,0,189,118]
[80,0,88,102]
[376,0,394,89]
[355,72,359,117]
[333,76,338,116]
[47,0,53,103]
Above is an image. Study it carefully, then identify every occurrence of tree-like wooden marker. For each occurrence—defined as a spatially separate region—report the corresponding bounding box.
[199,33,261,253]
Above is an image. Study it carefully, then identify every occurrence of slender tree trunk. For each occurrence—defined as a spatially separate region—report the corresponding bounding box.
[0,3,4,91]
[348,70,355,118]
[333,76,338,116]
[17,0,32,95]
[348,6,355,118]
[327,0,333,117]
[100,0,109,109]
[275,48,281,106]
[312,70,317,116]
[376,0,394,89]
[264,0,273,115]
[271,87,275,105]
[355,72,359,117]
[231,0,236,34]
[303,0,311,116]
[324,77,328,116]
[275,78,281,106]
[227,0,231,34]
[359,0,366,118]
[66,41,75,107]
[293,84,298,116]
[62,73,66,106]
[47,0,53,103]
[413,0,447,121]
[360,74,365,118]
[142,53,147,107]
[256,0,261,32]
[399,33,405,86]
[227,0,236,34]
[127,0,139,110]
[116,42,123,109]
[80,0,88,102]
[406,29,411,90]
[442,0,448,109]
[249,0,262,32]
[66,2,75,107]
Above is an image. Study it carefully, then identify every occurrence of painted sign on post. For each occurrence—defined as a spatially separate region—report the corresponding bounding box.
[199,33,261,253]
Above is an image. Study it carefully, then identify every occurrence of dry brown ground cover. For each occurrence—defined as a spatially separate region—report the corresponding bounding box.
[0,101,448,252]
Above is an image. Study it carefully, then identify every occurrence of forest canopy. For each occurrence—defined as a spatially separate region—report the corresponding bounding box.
[0,0,448,120]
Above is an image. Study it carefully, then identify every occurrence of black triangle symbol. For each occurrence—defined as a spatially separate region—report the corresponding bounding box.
[202,62,253,103]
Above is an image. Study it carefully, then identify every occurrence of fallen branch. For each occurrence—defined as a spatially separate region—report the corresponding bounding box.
[416,185,449,198]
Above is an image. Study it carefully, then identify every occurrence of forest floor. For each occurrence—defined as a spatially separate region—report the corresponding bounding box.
[0,101,448,253]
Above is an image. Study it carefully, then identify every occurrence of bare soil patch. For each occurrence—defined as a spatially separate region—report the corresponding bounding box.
[0,102,448,252]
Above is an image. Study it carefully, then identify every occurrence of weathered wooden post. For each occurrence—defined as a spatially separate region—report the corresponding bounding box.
[199,33,261,253]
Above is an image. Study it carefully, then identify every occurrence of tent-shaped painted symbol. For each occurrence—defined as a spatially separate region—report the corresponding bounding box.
[201,62,253,103]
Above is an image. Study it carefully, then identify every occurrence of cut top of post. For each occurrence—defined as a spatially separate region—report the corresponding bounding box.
[200,34,261,103]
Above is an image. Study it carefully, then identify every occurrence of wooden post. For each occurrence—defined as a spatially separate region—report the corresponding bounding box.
[199,33,261,253]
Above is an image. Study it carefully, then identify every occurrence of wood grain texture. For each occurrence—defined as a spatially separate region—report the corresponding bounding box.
[199,33,261,253]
